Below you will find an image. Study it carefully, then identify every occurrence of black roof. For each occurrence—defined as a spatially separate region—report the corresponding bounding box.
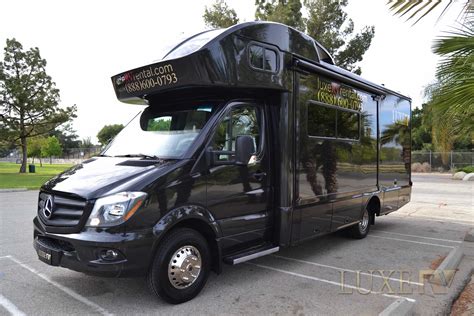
[162,21,335,65]
[111,21,410,104]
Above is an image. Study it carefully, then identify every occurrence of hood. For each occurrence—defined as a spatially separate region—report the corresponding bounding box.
[42,157,176,200]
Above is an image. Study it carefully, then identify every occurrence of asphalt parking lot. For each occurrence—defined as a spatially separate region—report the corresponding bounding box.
[0,173,473,315]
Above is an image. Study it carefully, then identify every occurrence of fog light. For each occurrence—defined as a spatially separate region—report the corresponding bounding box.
[101,249,119,261]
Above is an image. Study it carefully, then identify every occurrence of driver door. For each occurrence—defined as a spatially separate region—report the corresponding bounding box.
[206,102,271,252]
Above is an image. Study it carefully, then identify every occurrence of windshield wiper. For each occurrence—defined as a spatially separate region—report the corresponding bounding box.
[114,154,161,160]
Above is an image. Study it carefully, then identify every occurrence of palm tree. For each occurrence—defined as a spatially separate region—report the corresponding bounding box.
[389,1,474,152]
[429,14,474,137]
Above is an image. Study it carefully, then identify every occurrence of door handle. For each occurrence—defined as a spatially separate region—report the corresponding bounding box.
[252,171,266,181]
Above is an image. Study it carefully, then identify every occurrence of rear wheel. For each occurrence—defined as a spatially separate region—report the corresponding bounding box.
[147,228,210,304]
[349,208,371,239]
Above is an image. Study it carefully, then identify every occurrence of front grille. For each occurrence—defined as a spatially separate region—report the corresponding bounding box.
[38,192,87,229]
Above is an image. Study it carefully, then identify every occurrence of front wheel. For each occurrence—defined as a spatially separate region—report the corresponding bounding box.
[147,228,211,304]
[349,208,371,239]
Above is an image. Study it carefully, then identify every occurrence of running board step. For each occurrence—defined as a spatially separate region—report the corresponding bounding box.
[224,245,280,265]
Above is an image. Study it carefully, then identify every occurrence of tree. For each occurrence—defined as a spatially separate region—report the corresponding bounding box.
[417,9,474,160]
[41,136,62,164]
[27,136,47,166]
[203,0,239,28]
[255,0,305,31]
[0,38,76,173]
[0,142,15,158]
[411,104,433,150]
[80,137,94,149]
[97,124,124,145]
[203,0,375,74]
[429,13,474,136]
[304,0,375,73]
[79,136,95,158]
[49,123,80,155]
[388,2,473,148]
[411,101,471,153]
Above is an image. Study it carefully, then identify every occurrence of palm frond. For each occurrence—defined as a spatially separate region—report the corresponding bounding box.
[386,0,472,25]
[388,0,442,22]
[394,0,424,17]
[406,0,434,20]
[426,11,474,136]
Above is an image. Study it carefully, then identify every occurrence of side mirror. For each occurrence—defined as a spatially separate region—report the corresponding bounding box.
[235,135,255,166]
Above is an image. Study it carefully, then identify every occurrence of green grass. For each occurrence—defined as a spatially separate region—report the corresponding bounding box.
[0,162,73,189]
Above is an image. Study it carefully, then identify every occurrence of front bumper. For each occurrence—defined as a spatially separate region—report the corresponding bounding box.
[33,216,155,277]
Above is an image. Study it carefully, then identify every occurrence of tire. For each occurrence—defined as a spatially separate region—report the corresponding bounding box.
[348,208,371,239]
[147,228,211,304]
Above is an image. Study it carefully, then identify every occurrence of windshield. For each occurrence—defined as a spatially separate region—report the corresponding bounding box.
[102,103,218,159]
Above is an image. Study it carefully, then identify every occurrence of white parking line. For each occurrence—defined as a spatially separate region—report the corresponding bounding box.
[0,256,12,259]
[390,214,474,225]
[6,256,113,316]
[368,235,455,248]
[272,255,424,286]
[0,294,26,316]
[372,230,462,244]
[248,262,416,303]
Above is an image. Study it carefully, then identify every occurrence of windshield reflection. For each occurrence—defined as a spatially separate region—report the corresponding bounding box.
[102,103,218,159]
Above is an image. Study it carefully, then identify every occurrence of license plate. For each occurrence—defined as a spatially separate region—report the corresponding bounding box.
[35,238,53,265]
[37,248,52,264]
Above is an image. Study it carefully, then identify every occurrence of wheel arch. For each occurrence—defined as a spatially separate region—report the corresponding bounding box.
[150,205,223,274]
[364,195,381,225]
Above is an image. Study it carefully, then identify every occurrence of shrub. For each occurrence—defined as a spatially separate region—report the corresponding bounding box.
[421,162,431,172]
[411,162,432,172]
[411,162,422,172]
[456,166,474,173]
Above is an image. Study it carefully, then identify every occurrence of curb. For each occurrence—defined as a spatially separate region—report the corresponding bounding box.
[0,188,28,193]
[430,246,464,286]
[379,298,414,316]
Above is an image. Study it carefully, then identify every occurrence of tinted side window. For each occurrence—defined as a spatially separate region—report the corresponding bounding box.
[307,102,359,140]
[264,49,277,72]
[315,44,333,64]
[308,104,336,137]
[249,45,264,69]
[213,106,261,160]
[249,44,277,72]
[337,110,359,140]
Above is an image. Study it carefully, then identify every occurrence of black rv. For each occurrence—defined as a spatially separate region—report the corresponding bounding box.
[33,22,412,304]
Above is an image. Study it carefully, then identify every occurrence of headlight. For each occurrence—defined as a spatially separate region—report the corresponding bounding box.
[86,192,147,227]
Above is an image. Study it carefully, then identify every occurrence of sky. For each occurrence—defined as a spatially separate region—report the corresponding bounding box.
[0,0,465,142]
